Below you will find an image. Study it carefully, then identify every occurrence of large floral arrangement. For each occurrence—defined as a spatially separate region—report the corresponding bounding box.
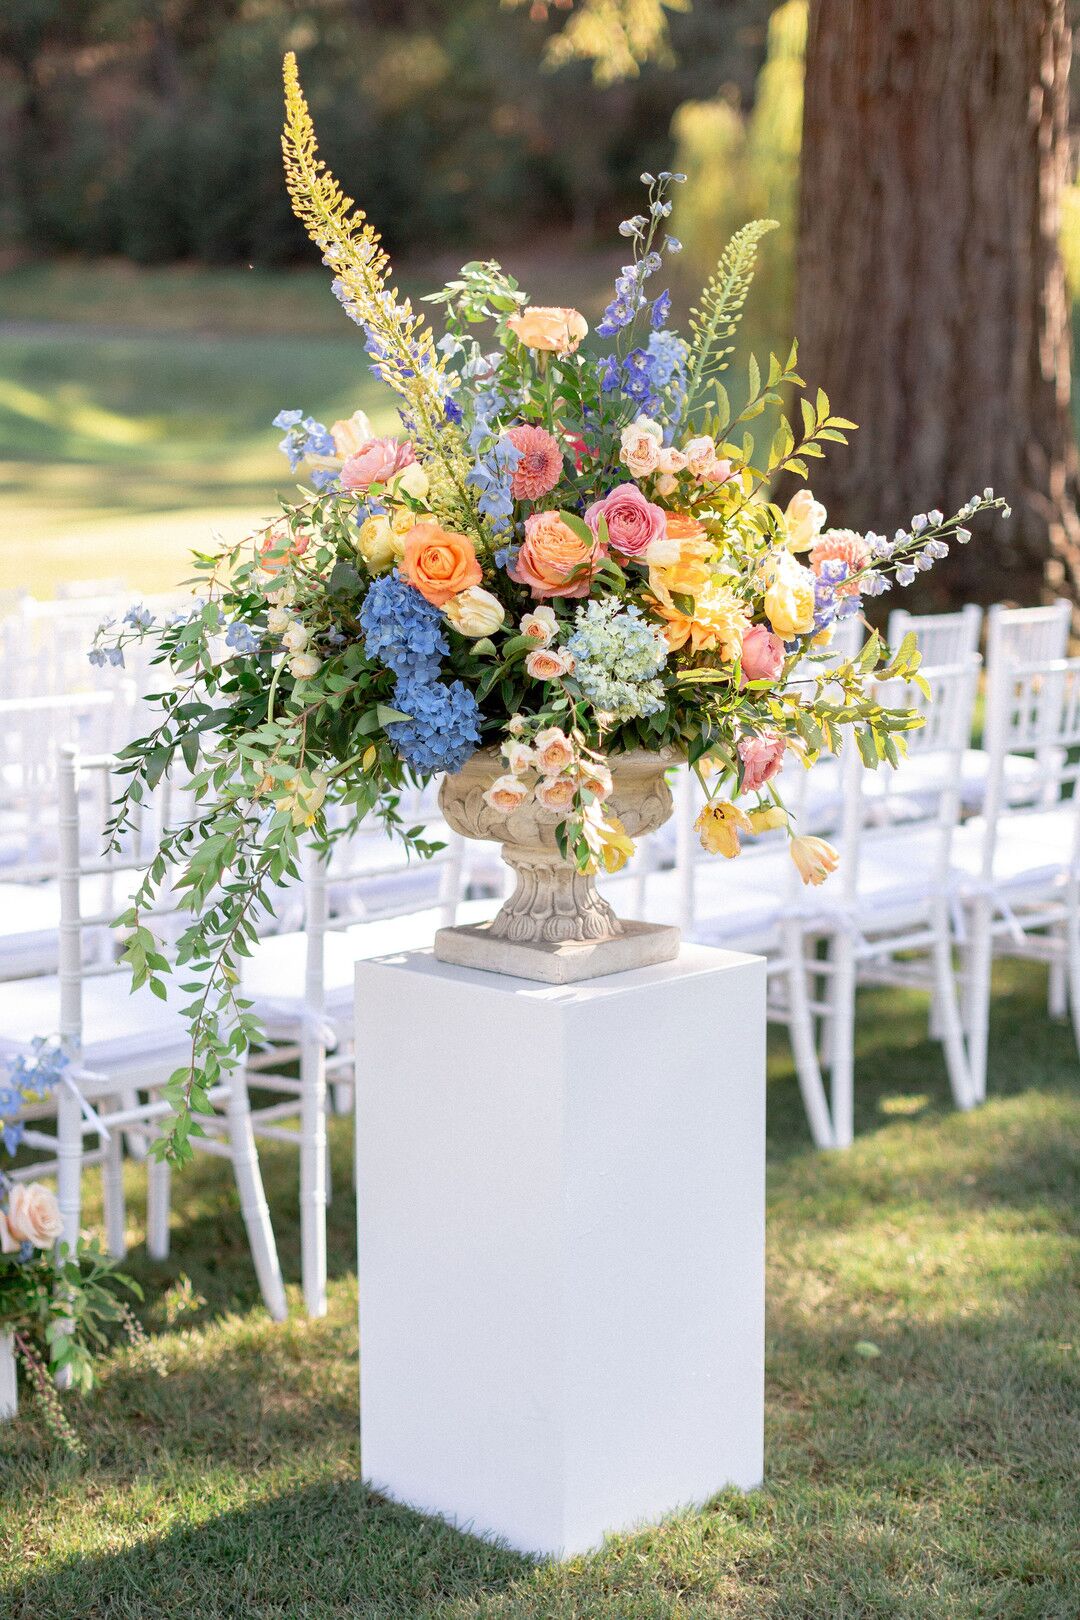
[2,1044,142,1449]
[94,54,1007,1160]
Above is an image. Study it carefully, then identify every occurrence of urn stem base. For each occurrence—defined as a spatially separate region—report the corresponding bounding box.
[433,918,680,985]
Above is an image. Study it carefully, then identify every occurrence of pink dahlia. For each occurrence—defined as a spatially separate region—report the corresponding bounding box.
[506,424,564,501]
[809,529,871,596]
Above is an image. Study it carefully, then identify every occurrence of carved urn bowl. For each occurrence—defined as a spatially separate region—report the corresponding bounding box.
[433,746,681,985]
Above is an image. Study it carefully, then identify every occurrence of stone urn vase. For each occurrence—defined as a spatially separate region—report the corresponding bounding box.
[434,746,681,984]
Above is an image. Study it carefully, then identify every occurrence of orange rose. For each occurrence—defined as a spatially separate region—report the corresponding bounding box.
[509,510,607,599]
[400,522,482,607]
[506,306,589,354]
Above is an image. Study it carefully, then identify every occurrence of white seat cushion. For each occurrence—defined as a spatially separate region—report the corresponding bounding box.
[951,807,1079,892]
[0,970,188,1070]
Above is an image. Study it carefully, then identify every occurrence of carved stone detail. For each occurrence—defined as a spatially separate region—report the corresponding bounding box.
[438,747,678,948]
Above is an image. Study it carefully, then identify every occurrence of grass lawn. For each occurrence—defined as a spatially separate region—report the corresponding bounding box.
[1,958,1077,1619]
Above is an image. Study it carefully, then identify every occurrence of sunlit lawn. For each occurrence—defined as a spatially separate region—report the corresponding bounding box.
[1,959,1077,1619]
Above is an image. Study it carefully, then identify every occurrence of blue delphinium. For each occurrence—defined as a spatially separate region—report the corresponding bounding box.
[599,329,687,422]
[565,601,668,722]
[1,1040,68,1157]
[225,620,260,656]
[359,573,449,680]
[273,410,336,474]
[466,434,522,535]
[387,677,482,774]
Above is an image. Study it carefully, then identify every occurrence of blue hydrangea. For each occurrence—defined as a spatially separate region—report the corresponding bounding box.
[387,677,482,774]
[359,573,449,680]
[566,601,668,722]
[1,1040,68,1158]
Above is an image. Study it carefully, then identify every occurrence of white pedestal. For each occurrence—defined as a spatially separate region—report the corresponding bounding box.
[354,945,766,1559]
[0,1331,16,1422]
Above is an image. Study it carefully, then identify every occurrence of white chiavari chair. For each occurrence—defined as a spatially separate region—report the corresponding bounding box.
[886,604,983,668]
[0,747,288,1319]
[949,654,1080,1100]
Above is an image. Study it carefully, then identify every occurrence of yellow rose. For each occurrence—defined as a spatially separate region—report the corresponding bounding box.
[389,461,430,501]
[784,488,827,552]
[355,515,403,573]
[506,305,589,354]
[444,586,505,637]
[763,554,815,639]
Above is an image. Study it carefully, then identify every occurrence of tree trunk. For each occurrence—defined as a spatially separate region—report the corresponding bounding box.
[794,0,1079,613]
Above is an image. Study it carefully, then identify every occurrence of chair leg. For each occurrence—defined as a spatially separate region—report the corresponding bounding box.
[963,896,995,1105]
[1065,881,1080,1061]
[226,1073,288,1322]
[56,1082,83,1259]
[1048,922,1068,1020]
[146,1153,172,1261]
[101,1102,127,1259]
[782,922,837,1150]
[120,1087,148,1161]
[826,932,856,1151]
[930,905,976,1111]
[299,1028,329,1319]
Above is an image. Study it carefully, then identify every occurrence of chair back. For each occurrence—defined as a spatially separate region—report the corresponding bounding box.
[978,653,1080,877]
[886,604,982,668]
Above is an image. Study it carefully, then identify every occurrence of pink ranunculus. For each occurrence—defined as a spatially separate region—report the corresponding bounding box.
[506,424,564,501]
[340,436,416,491]
[584,482,667,560]
[740,623,786,685]
[738,731,786,794]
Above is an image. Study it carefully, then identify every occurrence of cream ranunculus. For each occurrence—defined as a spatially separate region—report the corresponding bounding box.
[5,1182,64,1249]
[330,410,375,459]
[483,774,532,814]
[784,488,827,552]
[763,553,816,639]
[288,651,322,681]
[389,461,430,501]
[683,435,718,478]
[444,586,505,637]
[282,623,309,653]
[619,417,664,478]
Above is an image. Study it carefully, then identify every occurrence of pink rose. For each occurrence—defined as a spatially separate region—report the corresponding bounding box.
[738,732,786,794]
[584,483,667,560]
[740,623,786,685]
[340,436,416,491]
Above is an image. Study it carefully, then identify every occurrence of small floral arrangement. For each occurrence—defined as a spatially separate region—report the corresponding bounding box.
[92,54,1007,1160]
[1,1046,142,1448]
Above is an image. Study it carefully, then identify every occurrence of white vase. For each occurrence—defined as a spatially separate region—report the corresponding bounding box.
[434,746,681,984]
[0,1331,16,1422]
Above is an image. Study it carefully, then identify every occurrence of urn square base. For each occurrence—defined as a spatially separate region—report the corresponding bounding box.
[433,917,681,984]
[354,945,766,1558]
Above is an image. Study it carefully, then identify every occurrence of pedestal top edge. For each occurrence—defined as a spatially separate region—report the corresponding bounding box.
[354,943,764,1002]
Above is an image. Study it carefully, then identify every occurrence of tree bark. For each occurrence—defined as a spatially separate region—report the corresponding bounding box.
[794,0,1079,613]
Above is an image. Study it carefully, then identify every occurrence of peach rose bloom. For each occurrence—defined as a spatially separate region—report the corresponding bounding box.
[484,774,532,814]
[520,607,558,645]
[648,515,715,599]
[577,760,613,801]
[810,529,871,595]
[509,510,607,599]
[340,436,416,491]
[525,646,574,681]
[5,1182,63,1249]
[502,740,535,776]
[536,775,578,812]
[533,727,575,775]
[401,522,482,607]
[507,306,588,354]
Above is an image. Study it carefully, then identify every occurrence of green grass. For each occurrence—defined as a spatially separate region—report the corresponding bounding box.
[2,958,1077,1619]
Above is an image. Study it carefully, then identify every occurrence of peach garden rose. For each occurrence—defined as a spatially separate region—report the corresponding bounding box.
[509,510,606,599]
[506,305,588,354]
[401,522,483,607]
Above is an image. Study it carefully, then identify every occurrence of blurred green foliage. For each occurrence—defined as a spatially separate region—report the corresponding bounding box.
[0,0,775,265]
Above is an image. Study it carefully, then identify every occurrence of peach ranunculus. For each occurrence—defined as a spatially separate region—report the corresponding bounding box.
[506,424,563,501]
[737,731,786,793]
[509,510,607,599]
[535,775,578,812]
[444,586,505,637]
[525,646,575,681]
[650,581,751,659]
[577,759,613,801]
[520,606,558,645]
[5,1182,63,1249]
[789,834,840,885]
[619,417,664,478]
[507,306,588,354]
[502,740,535,776]
[401,522,483,607]
[809,529,871,595]
[483,774,532,814]
[740,623,786,685]
[533,727,575,775]
[584,483,667,560]
[763,552,816,639]
[340,436,416,491]
[784,488,827,552]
